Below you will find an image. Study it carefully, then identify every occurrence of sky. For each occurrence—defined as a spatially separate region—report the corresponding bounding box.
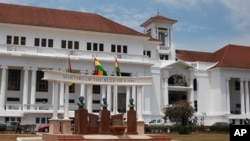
[1,0,250,52]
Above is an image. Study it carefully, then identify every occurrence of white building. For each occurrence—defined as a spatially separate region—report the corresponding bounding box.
[0,3,249,127]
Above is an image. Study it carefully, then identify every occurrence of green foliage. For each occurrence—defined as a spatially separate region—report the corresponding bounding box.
[209,125,229,133]
[164,100,195,126]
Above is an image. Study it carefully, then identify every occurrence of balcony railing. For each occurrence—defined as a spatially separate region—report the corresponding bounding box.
[0,44,158,64]
[157,45,170,54]
[5,103,78,112]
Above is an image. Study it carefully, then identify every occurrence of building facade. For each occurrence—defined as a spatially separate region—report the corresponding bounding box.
[0,3,249,128]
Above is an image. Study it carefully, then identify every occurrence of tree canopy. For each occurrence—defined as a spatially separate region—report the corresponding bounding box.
[164,100,195,126]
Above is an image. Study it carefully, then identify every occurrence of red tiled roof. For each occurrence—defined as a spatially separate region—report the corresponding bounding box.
[141,14,177,27]
[0,3,147,37]
[176,49,214,62]
[176,44,250,69]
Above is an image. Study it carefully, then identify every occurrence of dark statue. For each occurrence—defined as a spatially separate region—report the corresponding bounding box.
[101,98,108,109]
[77,96,85,109]
[128,98,135,109]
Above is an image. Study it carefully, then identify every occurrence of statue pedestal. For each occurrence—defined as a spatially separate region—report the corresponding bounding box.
[88,113,99,134]
[61,119,72,134]
[49,119,61,134]
[74,108,88,134]
[100,108,111,134]
[126,109,138,134]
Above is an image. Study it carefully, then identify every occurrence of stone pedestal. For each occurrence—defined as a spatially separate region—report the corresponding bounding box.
[74,108,88,134]
[88,113,99,134]
[126,109,138,134]
[100,108,111,134]
[49,119,61,134]
[137,121,145,135]
[61,119,72,134]
[111,114,126,135]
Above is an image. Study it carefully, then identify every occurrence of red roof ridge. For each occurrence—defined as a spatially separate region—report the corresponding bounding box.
[0,2,147,37]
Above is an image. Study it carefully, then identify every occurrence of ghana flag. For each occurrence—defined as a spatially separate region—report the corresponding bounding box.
[93,57,107,76]
[115,57,121,76]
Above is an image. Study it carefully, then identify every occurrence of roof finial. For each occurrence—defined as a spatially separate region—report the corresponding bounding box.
[157,9,160,15]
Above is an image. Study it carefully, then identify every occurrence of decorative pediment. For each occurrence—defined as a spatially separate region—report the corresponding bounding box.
[168,74,188,86]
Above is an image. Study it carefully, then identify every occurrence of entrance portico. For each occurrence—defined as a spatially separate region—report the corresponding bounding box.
[42,69,152,134]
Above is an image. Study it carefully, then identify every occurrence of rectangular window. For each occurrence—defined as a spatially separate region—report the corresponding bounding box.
[93,43,98,51]
[8,69,21,91]
[35,117,40,124]
[68,41,73,49]
[93,100,100,104]
[34,38,40,46]
[87,42,92,50]
[93,85,100,94]
[111,44,116,52]
[143,50,146,55]
[41,117,46,124]
[7,97,20,102]
[69,99,75,103]
[6,35,12,44]
[61,40,66,49]
[235,81,240,90]
[21,37,26,45]
[147,50,151,57]
[194,100,197,112]
[5,117,9,123]
[193,79,197,91]
[41,38,46,47]
[13,36,19,45]
[36,71,48,92]
[160,54,168,60]
[69,84,75,93]
[123,45,127,53]
[74,41,79,50]
[35,98,48,103]
[99,43,104,51]
[48,39,53,48]
[117,45,121,53]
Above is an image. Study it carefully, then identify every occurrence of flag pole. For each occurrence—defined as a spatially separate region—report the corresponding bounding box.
[92,55,96,75]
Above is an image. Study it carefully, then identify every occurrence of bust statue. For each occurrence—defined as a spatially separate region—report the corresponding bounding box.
[77,96,85,109]
[128,98,135,110]
[101,98,108,109]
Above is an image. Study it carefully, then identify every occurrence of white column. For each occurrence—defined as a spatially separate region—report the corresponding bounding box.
[80,71,86,104]
[126,86,131,111]
[137,86,143,121]
[164,77,169,106]
[113,85,118,114]
[0,65,7,110]
[52,81,59,119]
[189,77,194,107]
[80,84,85,97]
[225,78,230,114]
[22,67,29,110]
[59,82,64,110]
[30,67,37,109]
[107,85,112,111]
[64,83,70,119]
[240,78,245,114]
[245,79,249,114]
[132,85,136,110]
[86,85,93,113]
[101,85,106,100]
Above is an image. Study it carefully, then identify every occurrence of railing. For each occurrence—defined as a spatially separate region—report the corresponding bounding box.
[5,104,78,112]
[0,44,158,64]
[157,45,170,54]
